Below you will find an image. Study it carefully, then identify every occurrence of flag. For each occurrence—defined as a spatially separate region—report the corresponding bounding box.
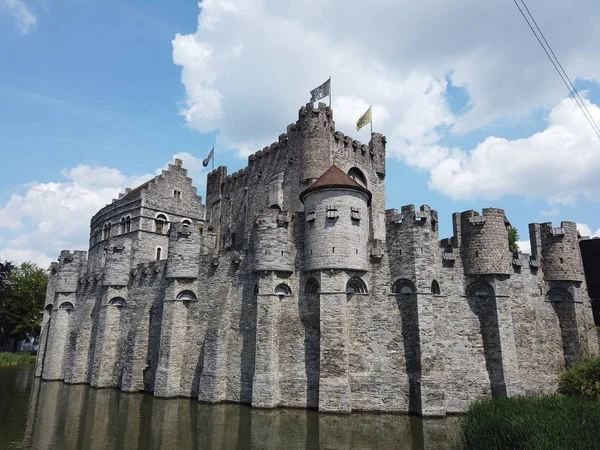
[202,146,214,167]
[356,106,372,131]
[310,78,331,103]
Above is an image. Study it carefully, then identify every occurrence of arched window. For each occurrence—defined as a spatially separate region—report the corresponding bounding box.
[156,247,162,261]
[109,297,126,307]
[155,214,167,234]
[547,288,573,303]
[103,224,109,240]
[107,222,112,238]
[431,280,441,295]
[466,282,495,298]
[176,290,197,301]
[392,279,415,298]
[182,219,191,226]
[346,277,368,295]
[101,249,107,267]
[275,283,292,297]
[121,217,126,234]
[59,302,74,312]
[125,216,131,233]
[44,304,53,312]
[305,278,320,294]
[347,167,367,188]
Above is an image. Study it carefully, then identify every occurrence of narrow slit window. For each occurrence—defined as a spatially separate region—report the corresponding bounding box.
[306,209,316,222]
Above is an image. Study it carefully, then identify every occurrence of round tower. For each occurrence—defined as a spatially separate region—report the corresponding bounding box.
[55,250,86,294]
[253,210,294,273]
[165,222,201,279]
[298,102,334,183]
[539,222,583,281]
[460,208,511,276]
[300,165,371,272]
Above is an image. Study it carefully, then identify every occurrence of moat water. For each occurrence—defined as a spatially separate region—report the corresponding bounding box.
[0,365,461,449]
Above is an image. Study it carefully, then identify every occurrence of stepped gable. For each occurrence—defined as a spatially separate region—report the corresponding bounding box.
[299,165,372,205]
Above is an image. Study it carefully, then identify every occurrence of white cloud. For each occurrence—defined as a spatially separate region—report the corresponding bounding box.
[0,0,36,34]
[517,240,531,255]
[172,0,600,207]
[577,223,600,238]
[0,156,204,268]
[540,207,560,216]
[427,97,600,203]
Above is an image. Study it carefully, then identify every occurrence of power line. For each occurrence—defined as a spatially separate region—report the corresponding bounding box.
[512,0,600,140]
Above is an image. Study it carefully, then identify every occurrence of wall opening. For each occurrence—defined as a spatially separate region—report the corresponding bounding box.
[347,167,367,188]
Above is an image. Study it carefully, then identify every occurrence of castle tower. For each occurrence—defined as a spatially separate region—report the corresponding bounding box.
[385,205,446,416]
[250,211,294,407]
[154,223,201,397]
[298,103,334,183]
[530,222,584,282]
[42,251,87,380]
[300,165,372,413]
[460,208,511,276]
[253,210,294,273]
[301,165,371,272]
[35,262,58,377]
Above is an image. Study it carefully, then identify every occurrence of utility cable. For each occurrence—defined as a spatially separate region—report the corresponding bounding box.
[512,0,600,139]
[518,0,600,137]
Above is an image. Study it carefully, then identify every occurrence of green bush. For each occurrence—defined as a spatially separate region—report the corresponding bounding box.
[459,396,600,450]
[557,355,600,401]
[0,352,37,367]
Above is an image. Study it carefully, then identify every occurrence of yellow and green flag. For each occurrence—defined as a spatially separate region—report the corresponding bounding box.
[356,106,372,131]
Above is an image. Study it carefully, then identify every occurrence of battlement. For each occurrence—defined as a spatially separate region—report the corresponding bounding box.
[530,221,583,281]
[299,101,333,119]
[385,205,438,230]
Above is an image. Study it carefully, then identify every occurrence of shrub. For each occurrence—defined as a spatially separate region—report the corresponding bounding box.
[558,355,600,401]
[459,396,600,450]
[0,352,37,367]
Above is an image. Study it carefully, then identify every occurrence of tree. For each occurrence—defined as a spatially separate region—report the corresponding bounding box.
[508,226,520,253]
[0,261,13,297]
[0,262,47,347]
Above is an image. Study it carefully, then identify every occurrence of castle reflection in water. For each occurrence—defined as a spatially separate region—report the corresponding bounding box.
[21,376,460,449]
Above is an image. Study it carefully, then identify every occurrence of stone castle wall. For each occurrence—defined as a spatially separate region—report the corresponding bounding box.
[36,103,598,416]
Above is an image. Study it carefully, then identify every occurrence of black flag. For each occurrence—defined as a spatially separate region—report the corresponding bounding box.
[310,78,331,103]
[202,146,214,168]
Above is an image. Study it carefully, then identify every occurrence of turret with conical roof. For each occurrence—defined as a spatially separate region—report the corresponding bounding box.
[300,165,371,272]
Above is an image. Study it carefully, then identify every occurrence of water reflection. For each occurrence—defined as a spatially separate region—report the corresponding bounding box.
[7,366,461,449]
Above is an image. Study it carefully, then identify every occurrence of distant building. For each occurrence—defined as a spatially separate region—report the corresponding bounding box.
[36,103,598,416]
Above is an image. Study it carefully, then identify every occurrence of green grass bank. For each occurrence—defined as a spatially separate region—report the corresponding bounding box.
[0,352,37,367]
[459,395,600,450]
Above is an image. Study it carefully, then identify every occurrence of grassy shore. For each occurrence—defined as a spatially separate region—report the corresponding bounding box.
[0,352,37,367]
[459,395,600,450]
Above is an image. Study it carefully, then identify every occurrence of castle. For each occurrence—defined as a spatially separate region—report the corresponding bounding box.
[35,102,598,416]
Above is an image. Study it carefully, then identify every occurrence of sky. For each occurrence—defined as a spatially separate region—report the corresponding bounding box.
[1,0,600,268]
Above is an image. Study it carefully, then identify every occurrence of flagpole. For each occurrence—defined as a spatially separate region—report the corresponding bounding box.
[212,145,214,171]
[370,105,373,137]
[329,76,331,108]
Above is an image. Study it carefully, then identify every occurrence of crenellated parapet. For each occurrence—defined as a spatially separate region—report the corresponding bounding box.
[459,208,511,276]
[530,221,584,282]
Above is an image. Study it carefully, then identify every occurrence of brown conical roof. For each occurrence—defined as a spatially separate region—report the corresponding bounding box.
[299,165,372,205]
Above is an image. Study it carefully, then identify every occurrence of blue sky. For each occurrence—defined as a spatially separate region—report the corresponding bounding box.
[1,0,600,267]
